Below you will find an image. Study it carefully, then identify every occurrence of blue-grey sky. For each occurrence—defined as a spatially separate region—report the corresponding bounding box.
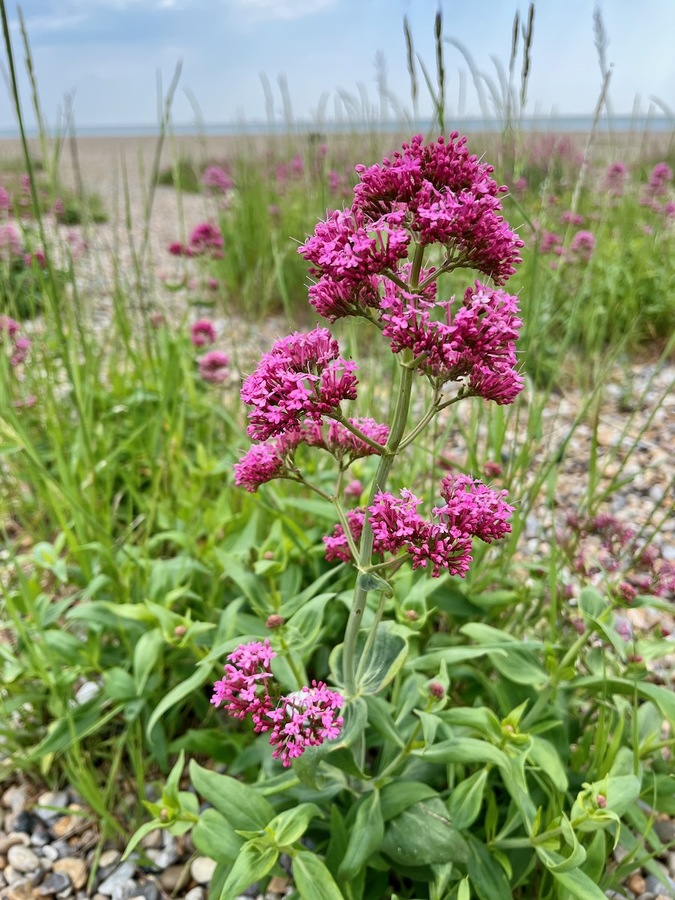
[2,0,674,129]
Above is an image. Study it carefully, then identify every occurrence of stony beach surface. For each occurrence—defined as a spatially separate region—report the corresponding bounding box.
[0,133,673,899]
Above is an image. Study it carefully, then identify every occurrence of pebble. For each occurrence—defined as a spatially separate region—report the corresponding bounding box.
[97,851,121,878]
[3,879,33,900]
[110,879,139,900]
[139,832,162,851]
[6,847,39,874]
[53,859,87,891]
[74,682,101,706]
[50,819,76,839]
[12,815,38,836]
[189,857,216,885]
[49,843,71,861]
[130,882,158,900]
[40,847,59,863]
[654,820,675,845]
[37,872,71,896]
[184,889,204,900]
[157,866,189,893]
[645,872,675,895]
[35,795,70,825]
[0,792,26,818]
[0,837,29,856]
[30,826,52,849]
[97,864,137,897]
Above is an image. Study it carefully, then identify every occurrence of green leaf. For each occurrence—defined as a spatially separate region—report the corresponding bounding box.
[293,851,345,900]
[134,628,164,694]
[338,790,384,880]
[192,808,244,864]
[490,649,548,688]
[356,571,393,595]
[457,876,470,900]
[406,646,505,671]
[465,835,512,900]
[103,668,137,701]
[164,750,186,807]
[27,700,124,761]
[447,768,488,830]
[285,594,333,653]
[267,803,323,847]
[572,676,675,725]
[578,586,608,618]
[330,625,408,694]
[537,851,607,900]
[121,819,164,861]
[379,781,439,823]
[146,665,213,739]
[528,737,568,793]
[189,761,274,831]
[381,799,469,867]
[414,737,507,768]
[220,842,278,900]
[364,695,405,748]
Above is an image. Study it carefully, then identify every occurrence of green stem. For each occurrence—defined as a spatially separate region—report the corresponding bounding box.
[328,412,388,455]
[342,245,425,697]
[375,719,423,783]
[354,591,388,686]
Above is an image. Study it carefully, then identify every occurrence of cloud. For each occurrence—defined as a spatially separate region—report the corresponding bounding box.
[231,0,337,23]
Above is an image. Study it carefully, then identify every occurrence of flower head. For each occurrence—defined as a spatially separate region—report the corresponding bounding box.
[266,682,344,767]
[190,318,217,346]
[234,430,304,492]
[212,642,344,765]
[202,165,232,193]
[211,639,277,729]
[188,222,224,256]
[241,328,358,441]
[198,350,230,384]
[351,133,523,283]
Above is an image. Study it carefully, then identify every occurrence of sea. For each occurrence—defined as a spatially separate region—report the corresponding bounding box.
[0,115,672,140]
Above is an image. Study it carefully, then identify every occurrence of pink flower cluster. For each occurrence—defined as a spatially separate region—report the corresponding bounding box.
[381,280,523,403]
[202,165,232,194]
[0,223,22,261]
[569,230,596,260]
[325,474,513,576]
[603,162,628,197]
[240,327,358,441]
[190,318,217,346]
[198,350,229,384]
[234,416,389,493]
[299,135,523,326]
[188,318,229,383]
[350,134,523,281]
[168,222,224,258]
[0,316,31,367]
[562,512,675,601]
[211,639,344,767]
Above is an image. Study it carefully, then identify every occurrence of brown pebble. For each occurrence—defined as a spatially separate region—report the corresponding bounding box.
[53,859,87,891]
[0,837,29,856]
[50,819,75,839]
[626,873,646,894]
[139,831,162,851]
[158,866,190,893]
[5,879,33,900]
[97,851,120,870]
[268,875,290,892]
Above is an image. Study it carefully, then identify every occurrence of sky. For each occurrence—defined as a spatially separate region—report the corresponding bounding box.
[1,0,674,131]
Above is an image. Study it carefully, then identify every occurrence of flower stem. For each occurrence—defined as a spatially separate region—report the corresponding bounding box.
[342,245,424,697]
